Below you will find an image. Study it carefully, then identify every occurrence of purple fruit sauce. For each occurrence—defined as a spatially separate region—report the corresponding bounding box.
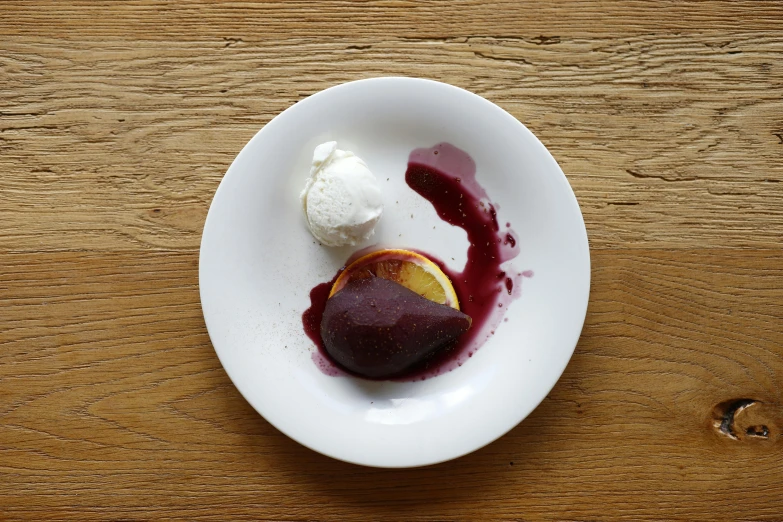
[303,143,531,380]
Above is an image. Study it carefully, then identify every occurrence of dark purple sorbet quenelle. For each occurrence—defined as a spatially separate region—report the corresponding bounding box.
[303,143,530,380]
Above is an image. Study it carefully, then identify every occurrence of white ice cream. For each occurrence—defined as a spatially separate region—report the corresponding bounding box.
[300,142,383,247]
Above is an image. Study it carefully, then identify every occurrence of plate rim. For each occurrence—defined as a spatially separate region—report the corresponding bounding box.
[199,76,591,467]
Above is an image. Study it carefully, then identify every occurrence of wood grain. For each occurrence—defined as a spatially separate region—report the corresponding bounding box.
[1,1,782,39]
[2,33,781,251]
[1,250,781,520]
[1,1,782,520]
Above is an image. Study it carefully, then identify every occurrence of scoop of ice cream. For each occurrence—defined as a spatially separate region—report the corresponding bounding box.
[300,142,383,247]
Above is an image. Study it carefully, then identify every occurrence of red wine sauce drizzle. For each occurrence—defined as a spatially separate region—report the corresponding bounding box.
[303,143,531,380]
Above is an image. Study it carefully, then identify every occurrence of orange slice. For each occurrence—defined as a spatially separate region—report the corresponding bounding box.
[330,249,460,309]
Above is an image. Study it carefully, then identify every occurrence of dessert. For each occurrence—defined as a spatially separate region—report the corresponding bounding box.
[300,142,383,247]
[303,142,526,381]
[321,276,471,378]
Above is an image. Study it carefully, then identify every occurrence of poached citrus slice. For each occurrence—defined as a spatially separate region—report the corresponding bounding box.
[330,249,460,309]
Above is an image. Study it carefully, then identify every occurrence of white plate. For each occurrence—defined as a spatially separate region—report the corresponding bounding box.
[199,78,590,467]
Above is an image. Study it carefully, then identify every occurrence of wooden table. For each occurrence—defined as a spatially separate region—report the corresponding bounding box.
[2,2,782,520]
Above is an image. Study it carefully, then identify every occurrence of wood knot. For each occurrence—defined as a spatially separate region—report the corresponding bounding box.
[712,399,778,442]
